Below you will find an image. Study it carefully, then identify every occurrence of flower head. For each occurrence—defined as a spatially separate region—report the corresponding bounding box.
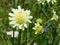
[36,18,42,24]
[9,6,33,30]
[33,23,44,34]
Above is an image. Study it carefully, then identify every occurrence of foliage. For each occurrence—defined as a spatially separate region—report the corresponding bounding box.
[0,0,60,45]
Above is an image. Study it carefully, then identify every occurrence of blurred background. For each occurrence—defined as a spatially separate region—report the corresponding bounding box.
[0,0,60,45]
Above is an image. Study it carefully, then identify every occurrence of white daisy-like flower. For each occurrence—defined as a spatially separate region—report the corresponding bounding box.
[6,31,19,37]
[33,23,44,34]
[9,6,33,30]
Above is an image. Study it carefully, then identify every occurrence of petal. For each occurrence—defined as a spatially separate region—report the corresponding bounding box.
[11,8,18,13]
[19,25,22,29]
[9,17,15,20]
[24,24,27,28]
[9,21,16,24]
[11,8,16,12]
[27,20,32,23]
[18,6,21,10]
[13,24,17,28]
[25,10,30,15]
[9,13,14,16]
[27,16,33,19]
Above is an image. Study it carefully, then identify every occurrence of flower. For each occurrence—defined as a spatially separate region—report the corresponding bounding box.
[33,23,44,34]
[44,28,47,32]
[51,10,58,21]
[6,31,19,37]
[36,18,42,24]
[9,6,33,30]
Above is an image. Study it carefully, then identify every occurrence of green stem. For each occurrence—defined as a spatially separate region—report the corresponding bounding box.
[52,28,56,45]
[18,29,21,45]
[27,29,30,45]
[13,30,14,45]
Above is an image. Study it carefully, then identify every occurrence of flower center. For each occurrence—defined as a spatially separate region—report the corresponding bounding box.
[14,13,27,24]
[36,26,43,32]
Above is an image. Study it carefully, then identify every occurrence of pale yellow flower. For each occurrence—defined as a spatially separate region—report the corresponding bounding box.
[33,23,44,34]
[9,6,33,30]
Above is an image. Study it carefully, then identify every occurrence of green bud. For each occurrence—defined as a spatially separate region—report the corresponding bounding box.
[36,18,43,24]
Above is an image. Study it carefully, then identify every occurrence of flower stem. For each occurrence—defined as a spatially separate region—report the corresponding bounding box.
[27,29,30,45]
[18,29,21,45]
[13,29,14,45]
[52,28,56,45]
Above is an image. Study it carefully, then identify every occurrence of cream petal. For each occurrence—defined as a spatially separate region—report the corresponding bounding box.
[27,20,32,23]
[11,8,16,12]
[11,8,18,13]
[24,24,27,28]
[9,17,15,20]
[25,10,30,15]
[9,21,16,24]
[28,16,33,19]
[9,13,14,16]
[13,24,17,28]
[18,6,21,10]
[19,25,22,29]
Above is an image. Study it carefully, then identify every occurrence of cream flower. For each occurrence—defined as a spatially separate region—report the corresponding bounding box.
[33,23,44,34]
[6,31,19,37]
[9,6,33,30]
